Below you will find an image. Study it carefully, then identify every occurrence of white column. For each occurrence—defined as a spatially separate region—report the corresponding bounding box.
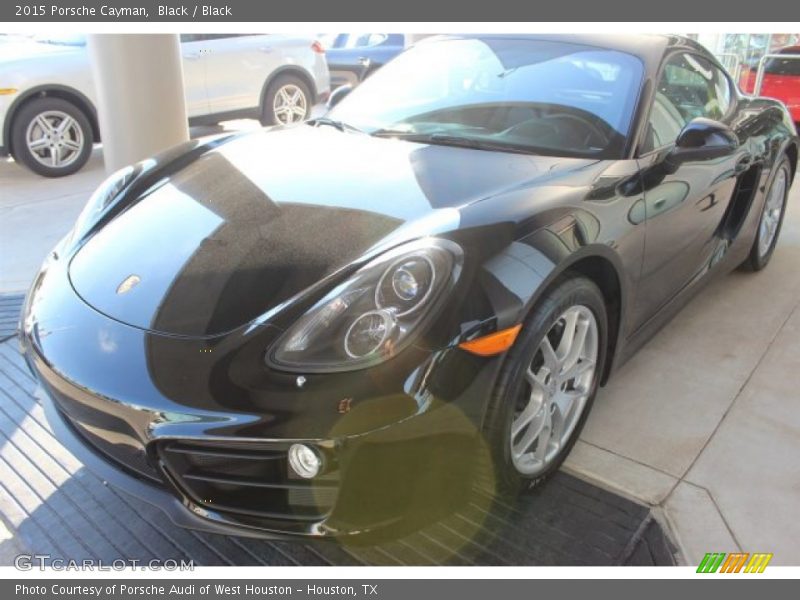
[88,34,189,173]
[695,33,723,55]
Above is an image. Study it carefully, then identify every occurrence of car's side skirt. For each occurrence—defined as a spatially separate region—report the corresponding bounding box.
[187,107,261,127]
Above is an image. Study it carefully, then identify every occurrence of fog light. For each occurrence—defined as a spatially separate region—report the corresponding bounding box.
[288,444,322,479]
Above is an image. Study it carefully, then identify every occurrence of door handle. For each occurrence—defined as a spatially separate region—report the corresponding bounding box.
[183,52,201,60]
[259,46,274,53]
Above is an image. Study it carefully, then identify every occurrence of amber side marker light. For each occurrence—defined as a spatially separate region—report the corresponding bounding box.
[458,324,522,356]
[0,88,19,96]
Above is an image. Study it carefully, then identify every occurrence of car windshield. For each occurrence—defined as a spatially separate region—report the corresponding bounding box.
[329,37,644,158]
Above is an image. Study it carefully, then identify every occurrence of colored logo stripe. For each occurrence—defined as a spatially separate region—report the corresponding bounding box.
[697,552,773,573]
[745,553,773,573]
[697,552,726,573]
[719,553,749,573]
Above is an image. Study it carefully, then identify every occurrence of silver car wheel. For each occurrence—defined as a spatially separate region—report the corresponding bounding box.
[272,84,308,125]
[25,110,85,169]
[510,305,599,476]
[758,164,789,258]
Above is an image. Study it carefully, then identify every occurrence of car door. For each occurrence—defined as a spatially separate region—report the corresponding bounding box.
[203,34,278,115]
[326,34,404,88]
[632,52,749,328]
[179,34,210,117]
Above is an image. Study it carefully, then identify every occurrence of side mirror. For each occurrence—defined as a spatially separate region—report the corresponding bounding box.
[326,84,353,110]
[666,118,738,170]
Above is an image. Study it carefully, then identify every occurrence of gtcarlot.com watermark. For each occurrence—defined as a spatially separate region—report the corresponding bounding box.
[14,554,194,571]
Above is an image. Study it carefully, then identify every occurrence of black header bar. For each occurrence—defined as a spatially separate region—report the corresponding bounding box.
[1,0,797,23]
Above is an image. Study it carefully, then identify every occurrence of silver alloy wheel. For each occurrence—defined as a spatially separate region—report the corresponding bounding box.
[758,165,789,257]
[510,305,599,476]
[272,84,308,125]
[25,110,85,168]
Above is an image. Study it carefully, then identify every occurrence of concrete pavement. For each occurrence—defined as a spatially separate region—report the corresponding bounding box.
[565,180,800,565]
[1,128,799,565]
[0,121,262,293]
[0,150,105,292]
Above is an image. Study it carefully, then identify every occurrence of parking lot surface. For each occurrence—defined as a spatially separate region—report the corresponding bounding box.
[1,129,799,564]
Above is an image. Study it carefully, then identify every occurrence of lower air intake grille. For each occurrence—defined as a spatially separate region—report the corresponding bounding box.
[158,440,338,522]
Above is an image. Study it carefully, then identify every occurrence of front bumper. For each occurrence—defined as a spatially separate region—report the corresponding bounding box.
[40,384,289,539]
[22,255,501,540]
[32,356,487,540]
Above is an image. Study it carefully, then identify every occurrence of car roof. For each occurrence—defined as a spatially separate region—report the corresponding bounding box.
[422,33,711,78]
[413,33,719,159]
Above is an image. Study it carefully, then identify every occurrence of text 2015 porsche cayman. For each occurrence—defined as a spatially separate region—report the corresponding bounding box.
[21,35,797,539]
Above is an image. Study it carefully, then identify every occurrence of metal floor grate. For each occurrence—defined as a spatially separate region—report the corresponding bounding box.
[0,294,24,342]
[0,337,675,566]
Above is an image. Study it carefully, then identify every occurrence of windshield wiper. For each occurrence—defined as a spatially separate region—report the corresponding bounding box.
[374,131,539,155]
[307,117,364,133]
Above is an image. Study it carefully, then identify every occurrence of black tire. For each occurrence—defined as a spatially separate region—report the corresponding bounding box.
[11,96,93,177]
[482,274,608,494]
[260,74,312,127]
[742,156,791,271]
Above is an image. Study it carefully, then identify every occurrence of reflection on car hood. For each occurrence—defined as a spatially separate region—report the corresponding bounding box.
[69,125,592,337]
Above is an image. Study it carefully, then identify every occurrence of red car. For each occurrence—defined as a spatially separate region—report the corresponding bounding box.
[740,46,800,124]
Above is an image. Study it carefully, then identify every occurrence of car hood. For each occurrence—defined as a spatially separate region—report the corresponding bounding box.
[69,126,592,337]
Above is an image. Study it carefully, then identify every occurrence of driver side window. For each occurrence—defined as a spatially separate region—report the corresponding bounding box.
[643,53,732,152]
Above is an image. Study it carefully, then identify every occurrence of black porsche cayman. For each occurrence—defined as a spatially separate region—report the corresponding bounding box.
[21,34,797,539]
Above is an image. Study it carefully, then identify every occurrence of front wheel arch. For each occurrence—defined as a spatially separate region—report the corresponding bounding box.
[512,248,627,386]
[482,273,609,491]
[564,255,623,385]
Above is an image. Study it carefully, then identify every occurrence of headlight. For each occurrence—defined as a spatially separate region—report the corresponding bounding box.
[69,164,138,242]
[269,238,462,372]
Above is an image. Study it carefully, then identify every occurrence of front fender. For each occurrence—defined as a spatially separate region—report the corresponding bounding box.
[419,161,646,385]
[428,217,639,354]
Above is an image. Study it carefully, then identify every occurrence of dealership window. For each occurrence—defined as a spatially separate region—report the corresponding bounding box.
[643,52,732,152]
[765,49,800,76]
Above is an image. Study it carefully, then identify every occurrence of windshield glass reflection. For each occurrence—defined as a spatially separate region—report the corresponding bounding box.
[330,37,644,158]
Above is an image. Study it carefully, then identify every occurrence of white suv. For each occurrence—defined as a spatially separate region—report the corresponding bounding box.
[0,34,330,177]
